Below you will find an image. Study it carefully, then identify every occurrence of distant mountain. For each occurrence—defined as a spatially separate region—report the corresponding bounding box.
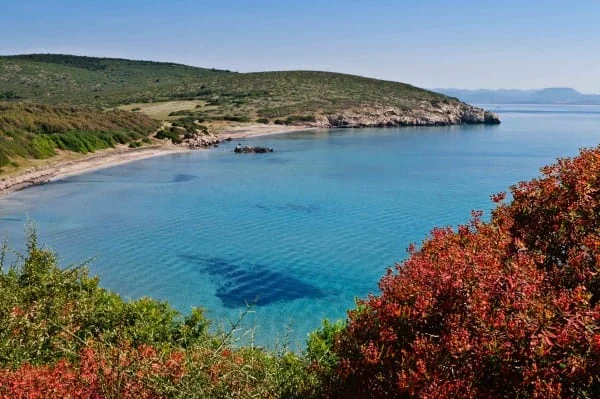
[435,87,600,105]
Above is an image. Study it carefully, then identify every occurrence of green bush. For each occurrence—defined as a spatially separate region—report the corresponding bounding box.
[222,115,252,123]
[154,129,181,144]
[256,118,269,124]
[168,110,193,117]
[0,227,212,366]
[284,115,316,125]
[29,135,57,159]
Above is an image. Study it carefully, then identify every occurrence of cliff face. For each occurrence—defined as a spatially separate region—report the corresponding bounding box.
[314,102,500,128]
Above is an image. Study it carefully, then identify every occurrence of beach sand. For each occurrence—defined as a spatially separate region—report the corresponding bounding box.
[0,144,188,197]
[219,124,318,140]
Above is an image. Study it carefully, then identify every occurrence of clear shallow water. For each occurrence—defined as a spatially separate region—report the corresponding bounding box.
[1,104,600,347]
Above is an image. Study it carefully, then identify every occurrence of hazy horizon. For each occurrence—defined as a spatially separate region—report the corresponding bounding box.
[2,0,599,92]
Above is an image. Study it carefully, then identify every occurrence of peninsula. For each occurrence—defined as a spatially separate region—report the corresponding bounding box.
[0,54,500,194]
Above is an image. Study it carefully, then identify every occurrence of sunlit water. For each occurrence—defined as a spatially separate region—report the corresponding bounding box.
[1,104,600,347]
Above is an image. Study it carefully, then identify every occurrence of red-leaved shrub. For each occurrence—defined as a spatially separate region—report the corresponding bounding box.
[327,148,600,398]
[0,343,185,399]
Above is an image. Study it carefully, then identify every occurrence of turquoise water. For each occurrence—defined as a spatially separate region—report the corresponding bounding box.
[1,104,600,347]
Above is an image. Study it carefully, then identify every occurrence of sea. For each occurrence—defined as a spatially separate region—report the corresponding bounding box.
[1,104,599,348]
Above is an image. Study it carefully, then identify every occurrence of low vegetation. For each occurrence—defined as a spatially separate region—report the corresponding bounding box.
[154,129,182,144]
[0,228,321,398]
[0,102,158,170]
[1,146,600,397]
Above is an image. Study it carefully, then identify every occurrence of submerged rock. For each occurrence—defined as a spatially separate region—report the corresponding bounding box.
[234,145,274,154]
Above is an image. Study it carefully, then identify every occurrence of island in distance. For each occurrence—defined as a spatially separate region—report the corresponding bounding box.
[436,87,600,105]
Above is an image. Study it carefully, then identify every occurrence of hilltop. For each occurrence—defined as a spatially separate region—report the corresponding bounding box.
[0,54,499,127]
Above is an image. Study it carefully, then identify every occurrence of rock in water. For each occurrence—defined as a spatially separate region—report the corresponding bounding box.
[483,110,501,124]
[234,145,274,154]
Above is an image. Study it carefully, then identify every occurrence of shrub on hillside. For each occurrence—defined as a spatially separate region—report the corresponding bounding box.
[321,147,600,398]
[223,115,252,123]
[272,115,316,126]
[154,129,181,144]
[286,115,316,124]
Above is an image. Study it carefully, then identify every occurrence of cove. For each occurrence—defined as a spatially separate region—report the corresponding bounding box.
[1,104,600,347]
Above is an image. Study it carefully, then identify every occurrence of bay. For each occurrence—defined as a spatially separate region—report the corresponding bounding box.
[1,104,599,347]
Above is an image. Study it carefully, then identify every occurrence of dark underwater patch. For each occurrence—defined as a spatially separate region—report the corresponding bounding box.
[178,254,325,308]
[278,203,319,213]
[0,217,23,222]
[263,157,292,165]
[254,203,319,213]
[171,174,197,183]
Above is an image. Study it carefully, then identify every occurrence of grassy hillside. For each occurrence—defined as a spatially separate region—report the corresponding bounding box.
[0,102,159,170]
[0,54,230,107]
[0,54,459,123]
[151,70,455,123]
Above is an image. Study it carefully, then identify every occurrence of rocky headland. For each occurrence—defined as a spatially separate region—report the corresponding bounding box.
[313,103,500,128]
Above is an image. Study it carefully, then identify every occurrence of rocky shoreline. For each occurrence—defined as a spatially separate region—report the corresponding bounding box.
[312,103,500,128]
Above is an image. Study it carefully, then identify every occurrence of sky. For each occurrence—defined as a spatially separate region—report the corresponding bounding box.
[1,0,599,92]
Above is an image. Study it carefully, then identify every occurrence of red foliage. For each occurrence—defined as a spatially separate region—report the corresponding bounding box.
[329,149,600,398]
[0,343,185,399]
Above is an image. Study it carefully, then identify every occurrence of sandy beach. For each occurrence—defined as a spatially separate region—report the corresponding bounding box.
[0,144,189,197]
[219,124,318,140]
[0,125,316,197]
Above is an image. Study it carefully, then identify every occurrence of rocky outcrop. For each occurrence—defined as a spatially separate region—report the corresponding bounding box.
[484,111,501,124]
[234,145,274,154]
[307,103,501,128]
[185,133,220,149]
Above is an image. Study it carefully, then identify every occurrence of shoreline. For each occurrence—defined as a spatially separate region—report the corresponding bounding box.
[218,124,318,140]
[0,125,315,198]
[0,145,189,198]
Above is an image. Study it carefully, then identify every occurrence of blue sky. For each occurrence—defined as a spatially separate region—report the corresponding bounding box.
[1,0,599,92]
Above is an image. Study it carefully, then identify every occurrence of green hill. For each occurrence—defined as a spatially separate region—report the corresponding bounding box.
[0,54,497,126]
[0,54,499,172]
